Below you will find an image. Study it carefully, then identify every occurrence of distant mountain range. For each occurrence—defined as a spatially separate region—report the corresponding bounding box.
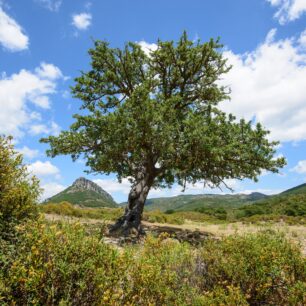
[45,177,306,212]
[44,177,117,208]
[144,192,267,212]
[144,183,306,212]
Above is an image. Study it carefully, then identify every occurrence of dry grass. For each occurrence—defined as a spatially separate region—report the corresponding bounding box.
[45,213,306,255]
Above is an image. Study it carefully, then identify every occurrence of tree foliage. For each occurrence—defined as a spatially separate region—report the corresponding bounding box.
[0,136,40,238]
[41,33,285,232]
[42,33,284,188]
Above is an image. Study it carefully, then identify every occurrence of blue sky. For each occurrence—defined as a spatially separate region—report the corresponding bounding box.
[1,0,306,203]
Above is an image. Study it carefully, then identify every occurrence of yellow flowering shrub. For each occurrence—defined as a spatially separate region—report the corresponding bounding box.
[0,135,40,240]
[0,221,305,305]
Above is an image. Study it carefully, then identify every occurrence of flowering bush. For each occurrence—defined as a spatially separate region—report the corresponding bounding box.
[0,135,40,240]
[1,220,305,305]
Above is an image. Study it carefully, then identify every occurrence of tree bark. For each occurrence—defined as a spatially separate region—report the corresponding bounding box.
[109,171,153,236]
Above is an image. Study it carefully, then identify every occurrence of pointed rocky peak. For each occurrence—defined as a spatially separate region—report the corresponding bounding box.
[71,177,114,201]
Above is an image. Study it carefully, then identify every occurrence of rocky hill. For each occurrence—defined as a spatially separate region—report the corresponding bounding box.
[44,177,117,208]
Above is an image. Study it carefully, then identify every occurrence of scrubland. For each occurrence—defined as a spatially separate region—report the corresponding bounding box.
[1,216,306,305]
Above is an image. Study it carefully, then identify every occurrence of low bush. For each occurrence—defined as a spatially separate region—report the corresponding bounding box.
[41,201,123,221]
[174,210,226,223]
[42,203,186,225]
[1,220,305,305]
[235,194,306,220]
[0,220,199,305]
[240,214,306,225]
[143,210,184,225]
[0,219,125,305]
[199,231,306,305]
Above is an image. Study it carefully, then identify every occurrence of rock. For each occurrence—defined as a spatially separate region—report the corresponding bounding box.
[72,177,114,202]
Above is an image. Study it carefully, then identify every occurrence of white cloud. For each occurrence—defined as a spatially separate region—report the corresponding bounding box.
[137,41,158,56]
[28,160,60,178]
[35,62,63,80]
[267,0,306,24]
[291,160,306,173]
[221,28,306,142]
[0,7,29,51]
[0,63,63,138]
[29,121,60,136]
[299,29,306,48]
[29,125,48,135]
[238,188,283,195]
[41,182,66,200]
[17,146,39,159]
[72,13,92,30]
[35,0,62,12]
[85,2,92,10]
[94,178,132,195]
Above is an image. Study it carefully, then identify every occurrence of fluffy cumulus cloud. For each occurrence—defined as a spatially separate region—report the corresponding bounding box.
[34,0,62,12]
[0,7,29,51]
[299,29,306,47]
[221,29,306,142]
[26,158,65,200]
[267,0,306,24]
[41,182,66,200]
[35,62,63,80]
[0,62,63,138]
[291,160,306,173]
[137,41,158,56]
[72,13,92,30]
[29,121,60,136]
[27,160,60,178]
[94,178,132,196]
[17,146,39,159]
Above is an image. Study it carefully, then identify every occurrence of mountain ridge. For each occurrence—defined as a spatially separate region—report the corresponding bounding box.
[44,177,117,208]
[143,192,268,212]
[281,183,306,195]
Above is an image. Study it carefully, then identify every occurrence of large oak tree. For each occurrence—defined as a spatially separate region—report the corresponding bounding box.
[41,33,285,235]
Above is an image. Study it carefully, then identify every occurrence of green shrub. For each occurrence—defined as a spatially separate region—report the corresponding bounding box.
[143,210,184,225]
[235,194,306,220]
[0,136,40,240]
[41,201,123,221]
[195,286,248,305]
[240,214,306,225]
[174,210,226,223]
[199,231,306,305]
[0,221,200,305]
[0,219,125,305]
[120,234,199,305]
[1,220,305,305]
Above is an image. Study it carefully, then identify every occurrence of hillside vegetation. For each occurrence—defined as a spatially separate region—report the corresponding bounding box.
[142,185,306,225]
[282,183,306,195]
[45,188,117,208]
[144,193,266,212]
[44,178,117,208]
[235,193,306,220]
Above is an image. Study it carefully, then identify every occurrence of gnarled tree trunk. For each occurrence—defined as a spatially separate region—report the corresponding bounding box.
[110,171,153,236]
